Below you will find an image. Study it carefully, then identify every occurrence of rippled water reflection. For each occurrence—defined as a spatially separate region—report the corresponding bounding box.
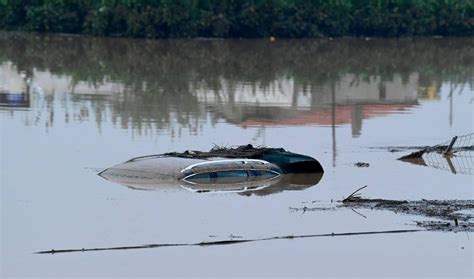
[1,34,471,136]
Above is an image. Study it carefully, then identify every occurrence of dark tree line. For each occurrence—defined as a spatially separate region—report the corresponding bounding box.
[1,0,473,38]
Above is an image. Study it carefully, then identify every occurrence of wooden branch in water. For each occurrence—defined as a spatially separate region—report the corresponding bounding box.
[35,229,419,255]
[342,185,368,202]
[443,136,458,155]
[350,207,367,219]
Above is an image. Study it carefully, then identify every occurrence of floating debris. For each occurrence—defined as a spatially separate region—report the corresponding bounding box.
[164,144,324,174]
[291,186,474,232]
[342,198,474,232]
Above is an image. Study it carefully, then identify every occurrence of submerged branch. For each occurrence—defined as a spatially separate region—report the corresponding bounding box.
[36,229,419,255]
[342,185,368,202]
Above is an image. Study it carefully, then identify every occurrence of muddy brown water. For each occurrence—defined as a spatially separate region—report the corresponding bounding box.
[1,32,473,278]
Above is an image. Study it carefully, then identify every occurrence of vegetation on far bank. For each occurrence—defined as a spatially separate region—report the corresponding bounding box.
[1,0,473,38]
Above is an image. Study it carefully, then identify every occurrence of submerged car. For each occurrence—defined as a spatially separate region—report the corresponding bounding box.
[98,145,324,193]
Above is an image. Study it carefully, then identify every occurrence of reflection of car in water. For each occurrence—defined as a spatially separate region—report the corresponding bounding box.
[0,91,30,108]
[98,145,324,194]
[238,173,323,196]
[0,62,30,109]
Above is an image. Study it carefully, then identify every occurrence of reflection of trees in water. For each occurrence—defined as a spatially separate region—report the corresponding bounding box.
[2,33,472,85]
[0,32,472,135]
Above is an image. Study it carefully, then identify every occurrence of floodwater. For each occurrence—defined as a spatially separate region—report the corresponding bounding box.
[1,33,473,278]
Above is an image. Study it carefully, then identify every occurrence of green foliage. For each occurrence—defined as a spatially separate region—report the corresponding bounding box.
[0,0,472,37]
[0,1,6,29]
